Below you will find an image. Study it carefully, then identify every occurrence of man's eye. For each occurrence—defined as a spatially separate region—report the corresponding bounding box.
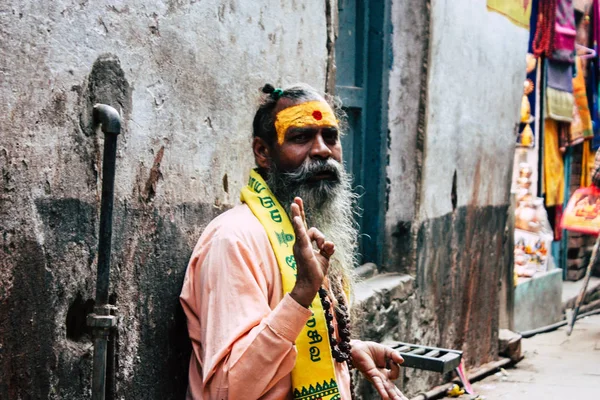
[292,134,309,142]
[323,131,338,142]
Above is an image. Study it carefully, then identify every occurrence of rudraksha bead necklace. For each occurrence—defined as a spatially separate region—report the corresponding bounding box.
[318,287,353,364]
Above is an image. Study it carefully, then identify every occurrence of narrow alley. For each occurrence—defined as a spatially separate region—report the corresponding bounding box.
[442,315,600,400]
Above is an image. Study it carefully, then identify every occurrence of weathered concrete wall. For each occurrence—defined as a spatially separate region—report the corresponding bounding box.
[0,1,328,398]
[385,0,430,272]
[417,0,527,362]
[380,0,528,395]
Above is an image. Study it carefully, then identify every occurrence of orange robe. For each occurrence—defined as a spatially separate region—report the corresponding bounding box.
[180,204,352,400]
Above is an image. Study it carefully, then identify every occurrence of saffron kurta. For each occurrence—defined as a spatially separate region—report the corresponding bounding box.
[180,204,352,400]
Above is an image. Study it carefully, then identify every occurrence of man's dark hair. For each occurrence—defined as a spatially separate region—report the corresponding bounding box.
[252,83,345,146]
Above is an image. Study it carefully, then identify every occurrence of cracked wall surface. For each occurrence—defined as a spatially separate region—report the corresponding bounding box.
[2,0,530,398]
[382,0,528,395]
[0,1,327,398]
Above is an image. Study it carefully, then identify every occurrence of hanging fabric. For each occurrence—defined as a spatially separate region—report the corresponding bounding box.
[546,87,575,122]
[552,0,577,62]
[543,119,566,207]
[572,56,594,143]
[582,140,595,187]
[546,58,575,123]
[592,0,600,149]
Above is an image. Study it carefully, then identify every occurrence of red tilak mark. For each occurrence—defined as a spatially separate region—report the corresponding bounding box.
[312,110,323,120]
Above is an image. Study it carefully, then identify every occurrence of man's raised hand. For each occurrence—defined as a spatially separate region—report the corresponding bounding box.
[289,197,335,308]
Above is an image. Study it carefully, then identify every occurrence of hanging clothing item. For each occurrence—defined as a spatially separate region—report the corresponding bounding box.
[592,0,600,150]
[572,56,594,142]
[543,119,566,207]
[582,140,595,187]
[546,58,575,123]
[547,59,574,92]
[591,58,600,149]
[559,121,571,151]
[553,0,577,62]
[546,87,575,122]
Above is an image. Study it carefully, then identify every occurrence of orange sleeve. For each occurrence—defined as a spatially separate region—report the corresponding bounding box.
[181,229,312,400]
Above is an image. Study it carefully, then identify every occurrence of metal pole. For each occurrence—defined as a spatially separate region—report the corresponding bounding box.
[567,233,600,336]
[88,104,121,400]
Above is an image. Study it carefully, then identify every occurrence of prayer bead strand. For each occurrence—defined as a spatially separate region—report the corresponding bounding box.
[318,286,355,398]
[532,0,557,58]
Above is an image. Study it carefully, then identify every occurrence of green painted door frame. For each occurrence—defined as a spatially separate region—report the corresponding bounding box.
[335,0,391,266]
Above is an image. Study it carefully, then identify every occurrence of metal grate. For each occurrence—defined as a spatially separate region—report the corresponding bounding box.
[387,341,463,374]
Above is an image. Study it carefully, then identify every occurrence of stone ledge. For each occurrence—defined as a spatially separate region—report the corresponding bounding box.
[356,262,378,280]
[354,273,415,305]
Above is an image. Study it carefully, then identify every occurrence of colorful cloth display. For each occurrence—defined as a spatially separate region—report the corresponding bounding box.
[543,119,566,207]
[582,140,595,187]
[546,57,575,123]
[572,56,594,143]
[546,86,575,122]
[592,0,600,150]
[547,59,574,92]
[552,0,577,62]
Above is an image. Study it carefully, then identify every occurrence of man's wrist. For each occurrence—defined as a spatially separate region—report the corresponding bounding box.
[289,287,315,308]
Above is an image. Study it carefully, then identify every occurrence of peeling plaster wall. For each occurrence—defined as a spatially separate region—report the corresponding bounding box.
[416,0,528,367]
[421,0,527,218]
[0,1,328,398]
[381,0,528,395]
[385,0,430,272]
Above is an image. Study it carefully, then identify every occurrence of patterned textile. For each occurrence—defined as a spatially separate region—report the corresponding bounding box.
[546,86,575,122]
[571,56,594,142]
[240,170,342,400]
[552,0,576,62]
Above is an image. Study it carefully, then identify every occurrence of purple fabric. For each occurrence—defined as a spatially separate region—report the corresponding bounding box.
[555,0,575,28]
[552,0,576,62]
[547,59,574,92]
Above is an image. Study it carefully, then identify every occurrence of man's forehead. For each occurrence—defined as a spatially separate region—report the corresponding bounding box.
[274,98,332,114]
[274,100,338,144]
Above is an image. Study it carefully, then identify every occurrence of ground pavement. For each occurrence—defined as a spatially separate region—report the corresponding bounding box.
[441,314,600,399]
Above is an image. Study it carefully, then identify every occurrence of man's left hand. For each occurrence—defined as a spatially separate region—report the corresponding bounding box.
[350,340,408,400]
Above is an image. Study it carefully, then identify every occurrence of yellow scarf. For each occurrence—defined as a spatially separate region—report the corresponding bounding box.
[240,169,341,400]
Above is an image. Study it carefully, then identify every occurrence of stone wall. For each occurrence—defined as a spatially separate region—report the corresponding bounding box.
[0,1,329,398]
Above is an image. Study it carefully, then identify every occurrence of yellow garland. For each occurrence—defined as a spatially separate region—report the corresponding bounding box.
[274,101,339,145]
[240,169,341,400]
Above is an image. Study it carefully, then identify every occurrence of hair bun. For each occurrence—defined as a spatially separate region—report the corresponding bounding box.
[262,84,275,94]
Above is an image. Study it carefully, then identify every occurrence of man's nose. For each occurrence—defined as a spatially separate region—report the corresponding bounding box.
[310,133,332,159]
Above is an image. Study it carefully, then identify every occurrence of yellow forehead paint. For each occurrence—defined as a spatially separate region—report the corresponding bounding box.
[274,100,338,145]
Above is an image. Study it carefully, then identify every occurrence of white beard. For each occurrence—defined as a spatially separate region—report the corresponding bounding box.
[266,158,359,294]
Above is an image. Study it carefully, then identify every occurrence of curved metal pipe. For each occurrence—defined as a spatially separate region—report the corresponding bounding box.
[93,103,122,135]
[92,104,121,305]
[88,104,122,400]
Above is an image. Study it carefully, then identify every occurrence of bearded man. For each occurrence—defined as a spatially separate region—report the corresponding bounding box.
[180,83,407,400]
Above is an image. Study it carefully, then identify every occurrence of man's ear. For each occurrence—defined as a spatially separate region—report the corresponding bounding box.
[253,137,272,169]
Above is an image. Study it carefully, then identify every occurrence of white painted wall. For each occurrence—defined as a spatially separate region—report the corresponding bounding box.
[1,0,328,209]
[419,0,529,220]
